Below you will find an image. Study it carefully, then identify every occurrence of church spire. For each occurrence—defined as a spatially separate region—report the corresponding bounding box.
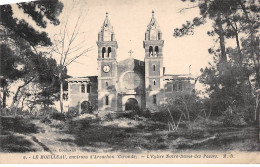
[145,10,162,40]
[98,12,116,42]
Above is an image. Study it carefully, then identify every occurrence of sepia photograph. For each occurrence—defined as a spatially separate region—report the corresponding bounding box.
[0,0,259,164]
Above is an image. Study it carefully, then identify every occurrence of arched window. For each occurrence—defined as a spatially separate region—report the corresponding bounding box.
[81,84,85,93]
[102,47,106,58]
[105,82,108,87]
[153,64,156,72]
[108,47,111,58]
[155,46,159,56]
[149,46,153,57]
[153,80,156,86]
[87,84,91,93]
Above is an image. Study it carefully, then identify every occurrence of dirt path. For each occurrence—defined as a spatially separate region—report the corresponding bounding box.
[29,120,80,153]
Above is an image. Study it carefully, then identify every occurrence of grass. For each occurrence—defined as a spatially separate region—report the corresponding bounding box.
[0,113,259,153]
[0,134,37,152]
[0,116,40,134]
[0,116,42,152]
[58,114,259,152]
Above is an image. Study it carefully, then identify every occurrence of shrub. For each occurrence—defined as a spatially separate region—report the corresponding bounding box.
[137,108,152,118]
[50,112,65,121]
[39,107,58,117]
[40,117,52,124]
[104,112,113,121]
[151,110,168,123]
[222,106,250,127]
[68,106,79,117]
[121,111,136,119]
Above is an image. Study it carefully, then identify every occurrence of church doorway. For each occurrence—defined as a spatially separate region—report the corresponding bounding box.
[125,98,139,111]
[81,101,91,114]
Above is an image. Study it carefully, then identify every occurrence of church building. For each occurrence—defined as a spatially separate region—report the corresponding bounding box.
[67,11,196,113]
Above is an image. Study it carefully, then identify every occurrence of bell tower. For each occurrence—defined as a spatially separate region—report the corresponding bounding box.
[97,12,118,111]
[144,10,164,108]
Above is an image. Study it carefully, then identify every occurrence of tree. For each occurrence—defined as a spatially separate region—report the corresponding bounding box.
[174,0,260,141]
[51,2,91,113]
[0,44,24,109]
[159,94,204,133]
[1,1,63,47]
[0,0,63,112]
[29,53,61,109]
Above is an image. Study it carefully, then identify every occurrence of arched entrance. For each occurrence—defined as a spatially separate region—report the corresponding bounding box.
[125,98,139,111]
[81,101,91,114]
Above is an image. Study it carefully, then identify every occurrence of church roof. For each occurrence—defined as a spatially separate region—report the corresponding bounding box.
[118,57,144,66]
[164,74,197,80]
[146,10,161,32]
[67,76,98,83]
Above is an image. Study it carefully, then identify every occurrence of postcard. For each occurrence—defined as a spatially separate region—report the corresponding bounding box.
[0,0,259,164]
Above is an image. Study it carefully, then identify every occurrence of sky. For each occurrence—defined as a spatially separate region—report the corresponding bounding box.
[8,0,218,77]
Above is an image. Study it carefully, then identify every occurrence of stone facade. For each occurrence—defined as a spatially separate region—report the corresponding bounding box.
[67,11,196,113]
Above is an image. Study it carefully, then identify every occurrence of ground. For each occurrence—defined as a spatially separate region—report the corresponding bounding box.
[0,113,259,153]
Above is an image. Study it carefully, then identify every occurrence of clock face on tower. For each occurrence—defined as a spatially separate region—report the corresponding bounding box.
[103,65,110,73]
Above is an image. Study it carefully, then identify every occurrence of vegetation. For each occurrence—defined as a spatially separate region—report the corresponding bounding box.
[0,0,64,115]
[0,0,259,153]
[174,0,260,142]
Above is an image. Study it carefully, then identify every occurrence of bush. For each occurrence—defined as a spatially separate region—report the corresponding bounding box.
[120,108,152,120]
[137,108,152,118]
[104,113,113,121]
[49,120,65,129]
[68,106,79,117]
[50,112,65,121]
[121,111,136,119]
[151,111,169,123]
[39,107,58,117]
[40,117,52,124]
[221,105,256,127]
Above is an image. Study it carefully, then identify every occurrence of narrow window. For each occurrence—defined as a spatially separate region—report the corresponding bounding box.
[153,64,156,72]
[111,33,114,41]
[158,33,161,40]
[149,46,153,57]
[153,95,157,104]
[153,80,156,86]
[81,84,85,93]
[105,95,109,105]
[105,82,108,87]
[102,47,106,58]
[87,84,91,93]
[155,46,159,56]
[108,47,111,58]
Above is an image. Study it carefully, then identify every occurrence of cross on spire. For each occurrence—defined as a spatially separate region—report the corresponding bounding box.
[106,11,108,17]
[152,10,154,17]
[128,50,133,56]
